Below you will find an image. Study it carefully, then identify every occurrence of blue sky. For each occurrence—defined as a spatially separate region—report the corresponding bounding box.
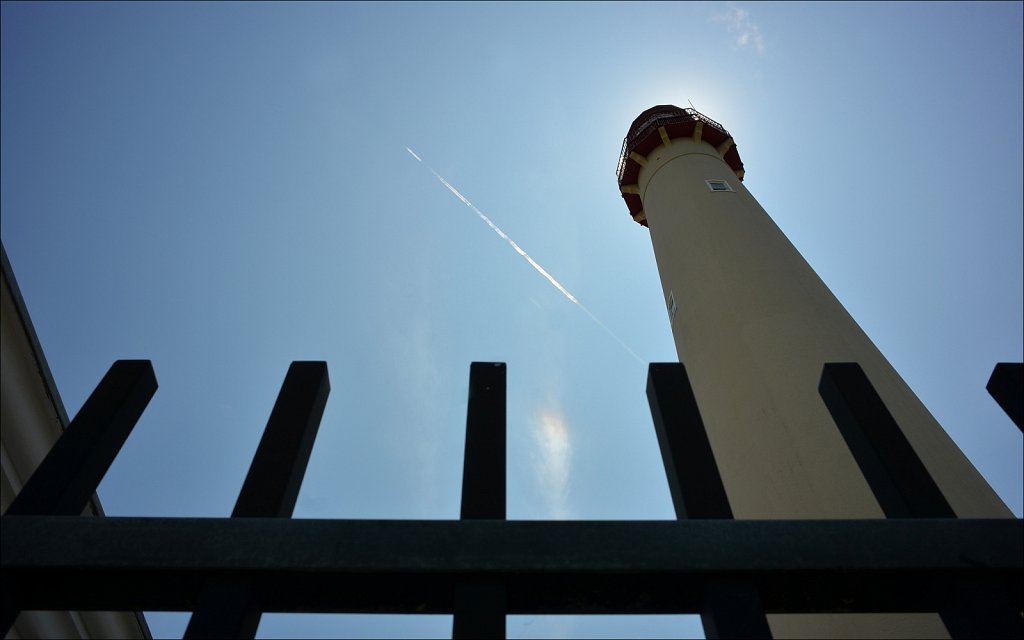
[2,2,1021,638]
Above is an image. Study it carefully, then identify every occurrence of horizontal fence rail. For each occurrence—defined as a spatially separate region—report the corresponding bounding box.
[4,516,1020,614]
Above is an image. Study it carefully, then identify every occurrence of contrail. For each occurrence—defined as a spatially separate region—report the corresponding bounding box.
[407,146,643,363]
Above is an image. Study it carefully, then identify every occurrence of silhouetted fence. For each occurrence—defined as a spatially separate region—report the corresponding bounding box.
[2,360,1022,639]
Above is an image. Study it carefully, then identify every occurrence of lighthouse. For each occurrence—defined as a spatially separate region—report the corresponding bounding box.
[617,105,1010,638]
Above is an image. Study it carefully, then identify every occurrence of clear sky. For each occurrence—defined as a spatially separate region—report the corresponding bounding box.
[2,2,1021,638]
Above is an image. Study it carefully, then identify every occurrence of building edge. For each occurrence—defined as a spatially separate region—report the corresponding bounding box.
[1,241,152,639]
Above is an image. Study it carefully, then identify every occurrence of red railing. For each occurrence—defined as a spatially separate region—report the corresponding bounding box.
[616,107,731,184]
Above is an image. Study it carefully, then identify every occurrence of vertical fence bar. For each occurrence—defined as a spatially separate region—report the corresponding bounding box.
[231,361,331,519]
[183,361,330,640]
[818,362,954,518]
[2,359,157,636]
[646,363,772,639]
[986,362,1023,431]
[459,362,506,520]
[646,363,731,520]
[4,360,157,517]
[0,576,16,637]
[819,362,1022,639]
[453,362,507,640]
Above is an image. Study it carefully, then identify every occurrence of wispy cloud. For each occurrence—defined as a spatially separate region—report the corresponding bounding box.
[384,269,446,516]
[532,408,572,519]
[715,5,766,55]
[406,147,644,363]
[407,308,442,511]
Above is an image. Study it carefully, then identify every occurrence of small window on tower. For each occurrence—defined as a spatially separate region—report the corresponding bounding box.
[706,179,734,192]
[667,291,677,321]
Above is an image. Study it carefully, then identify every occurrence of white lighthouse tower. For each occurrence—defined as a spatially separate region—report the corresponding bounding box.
[617,105,1010,638]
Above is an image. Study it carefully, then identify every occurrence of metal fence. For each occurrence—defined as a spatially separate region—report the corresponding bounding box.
[3,360,1022,639]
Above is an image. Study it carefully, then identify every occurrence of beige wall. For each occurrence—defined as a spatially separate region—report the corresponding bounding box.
[635,137,1009,638]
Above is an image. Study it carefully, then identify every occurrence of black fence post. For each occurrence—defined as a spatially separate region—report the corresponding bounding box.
[453,362,507,640]
[230,361,331,519]
[4,360,157,517]
[1,359,157,635]
[818,362,954,518]
[646,363,772,639]
[986,362,1023,432]
[646,363,732,520]
[183,361,330,640]
[819,362,1022,639]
